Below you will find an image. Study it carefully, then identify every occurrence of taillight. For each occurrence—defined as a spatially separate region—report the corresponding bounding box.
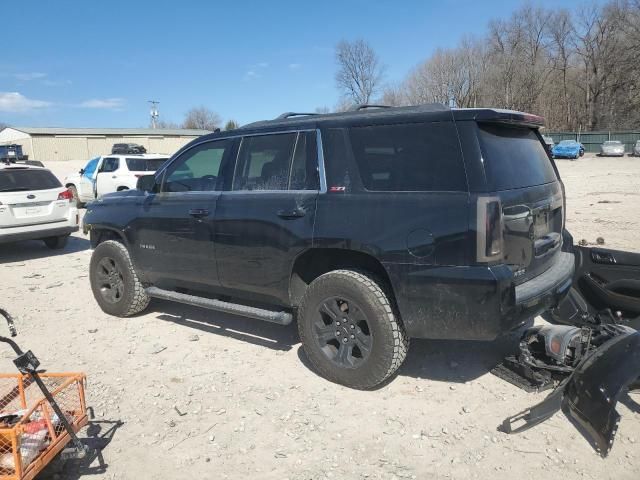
[476,196,504,263]
[58,188,74,202]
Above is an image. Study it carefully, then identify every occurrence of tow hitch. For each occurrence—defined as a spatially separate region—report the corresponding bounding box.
[493,309,639,457]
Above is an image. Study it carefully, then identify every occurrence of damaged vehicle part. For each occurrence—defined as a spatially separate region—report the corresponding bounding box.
[499,328,640,457]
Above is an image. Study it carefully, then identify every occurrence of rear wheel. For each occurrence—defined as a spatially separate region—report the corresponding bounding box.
[43,235,69,250]
[90,240,150,317]
[298,269,408,389]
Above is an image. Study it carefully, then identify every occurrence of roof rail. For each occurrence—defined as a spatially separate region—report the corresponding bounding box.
[351,104,392,111]
[276,112,320,120]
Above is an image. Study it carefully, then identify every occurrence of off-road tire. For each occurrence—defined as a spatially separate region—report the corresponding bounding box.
[68,185,83,208]
[43,235,69,250]
[90,240,150,317]
[298,269,409,389]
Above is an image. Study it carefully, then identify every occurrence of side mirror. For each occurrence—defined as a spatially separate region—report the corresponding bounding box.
[136,174,157,193]
[79,168,85,175]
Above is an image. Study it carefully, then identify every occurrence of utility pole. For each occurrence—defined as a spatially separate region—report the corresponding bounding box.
[148,100,159,129]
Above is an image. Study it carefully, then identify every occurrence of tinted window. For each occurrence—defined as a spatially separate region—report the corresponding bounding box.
[349,122,467,192]
[126,157,167,171]
[289,132,319,190]
[233,133,296,191]
[100,157,119,172]
[163,140,230,192]
[0,169,62,192]
[477,124,557,190]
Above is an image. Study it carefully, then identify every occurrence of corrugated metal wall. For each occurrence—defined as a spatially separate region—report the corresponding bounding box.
[547,131,640,153]
[15,135,198,161]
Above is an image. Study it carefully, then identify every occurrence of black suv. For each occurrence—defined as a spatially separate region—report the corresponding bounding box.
[84,104,575,388]
[111,143,147,154]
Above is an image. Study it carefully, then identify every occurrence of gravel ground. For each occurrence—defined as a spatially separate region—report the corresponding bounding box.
[0,155,638,479]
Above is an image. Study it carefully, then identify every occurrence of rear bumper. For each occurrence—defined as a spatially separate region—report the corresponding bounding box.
[384,251,575,341]
[0,224,78,244]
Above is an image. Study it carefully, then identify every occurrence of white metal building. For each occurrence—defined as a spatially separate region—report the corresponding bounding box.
[0,127,210,161]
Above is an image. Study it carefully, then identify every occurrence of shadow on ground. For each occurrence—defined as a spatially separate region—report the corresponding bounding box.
[39,416,124,480]
[151,298,298,351]
[0,235,90,264]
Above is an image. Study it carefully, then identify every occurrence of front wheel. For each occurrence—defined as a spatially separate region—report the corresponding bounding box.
[298,269,409,389]
[90,240,150,317]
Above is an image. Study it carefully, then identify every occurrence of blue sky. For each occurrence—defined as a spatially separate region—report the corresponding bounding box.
[2,0,593,128]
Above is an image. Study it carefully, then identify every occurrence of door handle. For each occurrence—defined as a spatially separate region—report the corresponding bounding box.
[277,207,305,219]
[111,175,117,179]
[189,208,209,217]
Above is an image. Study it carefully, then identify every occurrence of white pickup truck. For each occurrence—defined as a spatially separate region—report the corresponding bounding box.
[64,154,168,206]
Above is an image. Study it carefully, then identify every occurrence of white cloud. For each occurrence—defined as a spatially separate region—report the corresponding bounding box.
[78,98,125,109]
[243,70,260,81]
[42,79,72,87]
[0,92,52,112]
[288,63,302,70]
[256,62,269,68]
[13,72,47,81]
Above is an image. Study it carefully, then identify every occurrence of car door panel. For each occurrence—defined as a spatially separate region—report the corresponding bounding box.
[574,246,640,316]
[79,158,100,202]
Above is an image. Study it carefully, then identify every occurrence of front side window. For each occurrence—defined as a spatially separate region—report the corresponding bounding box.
[100,157,119,172]
[349,122,467,192]
[162,139,230,192]
[233,133,297,191]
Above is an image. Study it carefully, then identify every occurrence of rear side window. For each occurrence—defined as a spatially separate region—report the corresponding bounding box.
[348,122,467,192]
[0,169,62,192]
[477,124,557,190]
[233,133,297,191]
[126,157,167,172]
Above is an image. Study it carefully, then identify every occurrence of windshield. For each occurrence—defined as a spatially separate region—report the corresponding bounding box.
[604,141,622,145]
[0,169,61,192]
[558,140,577,146]
[125,157,168,171]
[477,124,557,191]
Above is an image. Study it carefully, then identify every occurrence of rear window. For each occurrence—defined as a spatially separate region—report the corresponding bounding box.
[125,157,167,171]
[477,124,557,190]
[0,169,62,192]
[348,122,467,192]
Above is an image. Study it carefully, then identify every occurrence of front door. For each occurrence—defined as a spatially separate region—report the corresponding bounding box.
[79,157,100,202]
[215,131,320,305]
[131,138,236,288]
[95,156,120,197]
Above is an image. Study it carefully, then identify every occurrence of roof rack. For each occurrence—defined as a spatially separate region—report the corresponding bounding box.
[351,104,392,111]
[275,112,320,120]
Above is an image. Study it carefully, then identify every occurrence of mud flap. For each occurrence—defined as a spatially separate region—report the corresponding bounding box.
[499,330,640,457]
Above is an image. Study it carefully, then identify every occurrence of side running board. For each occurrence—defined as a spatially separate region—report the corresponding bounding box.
[145,287,293,326]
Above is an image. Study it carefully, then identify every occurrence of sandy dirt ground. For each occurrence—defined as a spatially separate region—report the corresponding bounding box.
[0,155,638,479]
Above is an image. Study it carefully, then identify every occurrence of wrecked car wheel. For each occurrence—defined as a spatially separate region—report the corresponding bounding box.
[90,240,150,317]
[298,270,408,389]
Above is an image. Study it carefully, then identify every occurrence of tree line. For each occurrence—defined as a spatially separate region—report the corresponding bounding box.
[334,0,640,131]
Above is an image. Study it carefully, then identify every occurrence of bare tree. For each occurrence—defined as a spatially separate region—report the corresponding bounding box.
[224,120,239,131]
[182,106,221,131]
[335,39,385,105]
[155,119,180,129]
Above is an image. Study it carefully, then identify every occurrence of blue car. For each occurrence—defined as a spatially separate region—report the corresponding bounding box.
[552,140,585,159]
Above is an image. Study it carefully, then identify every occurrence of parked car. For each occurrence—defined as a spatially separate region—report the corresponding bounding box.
[630,140,640,156]
[552,140,584,159]
[0,164,78,248]
[599,140,625,157]
[111,143,146,154]
[83,104,575,389]
[542,135,554,155]
[64,154,169,206]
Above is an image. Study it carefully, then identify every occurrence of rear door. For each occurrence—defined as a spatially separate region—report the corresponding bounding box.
[474,123,565,283]
[0,169,69,228]
[215,131,320,305]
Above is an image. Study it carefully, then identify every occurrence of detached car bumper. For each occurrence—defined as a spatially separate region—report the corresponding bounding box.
[384,251,575,341]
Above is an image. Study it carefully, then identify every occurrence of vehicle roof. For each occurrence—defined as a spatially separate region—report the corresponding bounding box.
[102,153,169,159]
[603,140,622,143]
[0,164,48,171]
[191,104,545,142]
